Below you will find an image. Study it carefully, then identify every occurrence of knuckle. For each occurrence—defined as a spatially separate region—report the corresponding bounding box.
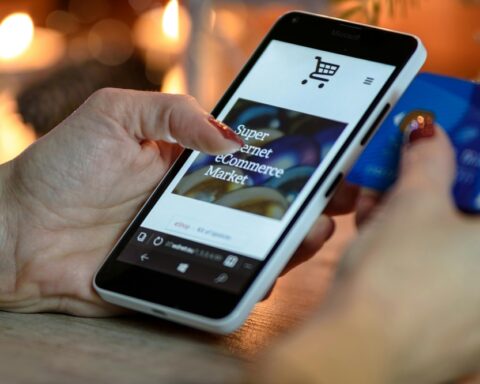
[173,94,199,108]
[87,87,121,105]
[163,93,201,123]
[182,94,197,104]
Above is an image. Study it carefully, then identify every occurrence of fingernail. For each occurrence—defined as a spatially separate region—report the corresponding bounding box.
[207,116,244,147]
[405,114,435,144]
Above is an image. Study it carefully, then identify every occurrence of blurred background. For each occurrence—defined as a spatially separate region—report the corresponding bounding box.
[0,0,478,164]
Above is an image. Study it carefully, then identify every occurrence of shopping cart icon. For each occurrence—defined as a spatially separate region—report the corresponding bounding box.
[301,56,340,88]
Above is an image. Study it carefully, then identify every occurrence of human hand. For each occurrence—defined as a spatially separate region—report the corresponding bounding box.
[0,89,244,316]
[0,89,354,316]
[256,125,480,383]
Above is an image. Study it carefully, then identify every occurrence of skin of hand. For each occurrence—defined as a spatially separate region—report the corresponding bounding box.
[254,126,480,384]
[0,88,354,317]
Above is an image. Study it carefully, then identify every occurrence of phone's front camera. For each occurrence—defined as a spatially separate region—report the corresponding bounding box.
[291,16,300,24]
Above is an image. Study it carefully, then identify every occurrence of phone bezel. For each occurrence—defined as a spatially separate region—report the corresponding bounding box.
[95,12,419,319]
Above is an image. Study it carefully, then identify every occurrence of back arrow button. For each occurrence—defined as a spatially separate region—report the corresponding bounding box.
[140,253,150,262]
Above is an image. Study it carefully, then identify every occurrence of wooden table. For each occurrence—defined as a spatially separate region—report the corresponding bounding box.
[0,216,356,384]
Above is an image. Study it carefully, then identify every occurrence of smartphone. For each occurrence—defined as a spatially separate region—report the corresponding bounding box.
[94,12,426,334]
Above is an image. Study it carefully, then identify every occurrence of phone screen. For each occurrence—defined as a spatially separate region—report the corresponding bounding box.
[115,40,395,294]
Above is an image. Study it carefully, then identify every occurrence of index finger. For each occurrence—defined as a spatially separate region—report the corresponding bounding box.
[83,88,243,155]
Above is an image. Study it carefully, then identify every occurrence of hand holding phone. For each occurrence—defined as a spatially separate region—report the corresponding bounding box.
[349,73,480,214]
[94,12,426,333]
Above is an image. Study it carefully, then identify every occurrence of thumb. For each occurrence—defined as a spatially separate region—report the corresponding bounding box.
[396,119,455,201]
[84,88,243,155]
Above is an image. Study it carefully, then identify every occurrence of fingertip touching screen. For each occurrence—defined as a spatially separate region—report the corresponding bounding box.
[116,40,395,294]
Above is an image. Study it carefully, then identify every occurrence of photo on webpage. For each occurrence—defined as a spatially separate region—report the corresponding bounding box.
[173,98,347,220]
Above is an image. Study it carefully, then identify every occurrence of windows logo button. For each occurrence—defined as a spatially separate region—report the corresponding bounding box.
[223,255,239,268]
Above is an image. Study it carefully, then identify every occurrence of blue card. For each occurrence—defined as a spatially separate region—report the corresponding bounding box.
[348,73,480,213]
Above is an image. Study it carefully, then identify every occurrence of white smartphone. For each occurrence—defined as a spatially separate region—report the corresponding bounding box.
[94,12,426,334]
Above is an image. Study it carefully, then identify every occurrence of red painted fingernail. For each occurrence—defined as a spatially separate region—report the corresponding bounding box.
[207,116,244,147]
[405,115,435,144]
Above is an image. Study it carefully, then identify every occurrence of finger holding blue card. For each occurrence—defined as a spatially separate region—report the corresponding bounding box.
[348,72,480,213]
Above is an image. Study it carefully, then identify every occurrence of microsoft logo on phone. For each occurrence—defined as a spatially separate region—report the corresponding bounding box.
[301,56,340,89]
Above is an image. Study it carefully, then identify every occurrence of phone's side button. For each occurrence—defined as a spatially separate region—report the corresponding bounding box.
[360,103,391,146]
[151,308,168,318]
[325,172,343,198]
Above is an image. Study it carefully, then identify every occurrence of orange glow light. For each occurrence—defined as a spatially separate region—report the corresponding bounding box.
[0,12,65,73]
[133,0,191,63]
[0,13,34,60]
[162,0,180,40]
[161,64,187,94]
[0,92,36,164]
